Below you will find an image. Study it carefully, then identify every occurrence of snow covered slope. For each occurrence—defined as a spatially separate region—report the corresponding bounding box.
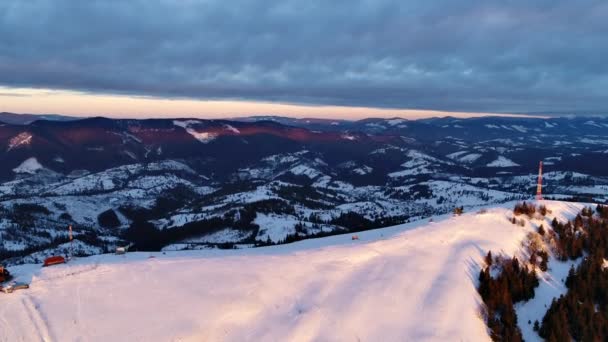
[0,201,585,341]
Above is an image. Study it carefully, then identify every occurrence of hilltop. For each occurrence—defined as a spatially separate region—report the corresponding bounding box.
[0,201,585,341]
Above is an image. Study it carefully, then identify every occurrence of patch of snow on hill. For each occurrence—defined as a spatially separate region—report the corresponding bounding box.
[370,145,402,155]
[584,120,602,128]
[289,164,321,179]
[352,165,373,175]
[545,156,562,162]
[447,151,481,163]
[447,151,468,159]
[222,185,280,204]
[7,132,33,151]
[386,118,406,126]
[565,185,608,195]
[487,156,520,167]
[173,120,217,143]
[123,150,137,160]
[147,160,196,173]
[172,120,201,128]
[365,122,386,129]
[389,150,448,178]
[254,213,299,242]
[579,137,608,145]
[127,175,194,191]
[263,151,308,164]
[511,125,528,133]
[12,157,43,174]
[460,153,482,163]
[516,257,583,342]
[187,131,217,144]
[224,124,240,133]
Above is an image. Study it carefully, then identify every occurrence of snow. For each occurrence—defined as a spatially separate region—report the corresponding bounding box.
[584,120,602,128]
[0,201,586,341]
[365,122,386,129]
[222,185,280,204]
[173,120,217,143]
[262,151,308,164]
[386,118,406,126]
[486,156,520,167]
[12,157,44,174]
[224,124,240,134]
[172,120,201,128]
[389,150,450,178]
[254,213,300,242]
[7,132,33,151]
[460,153,482,163]
[511,125,528,133]
[187,131,217,144]
[289,164,321,179]
[123,150,137,160]
[352,165,373,175]
[516,257,582,342]
[565,185,608,195]
[447,151,481,163]
[579,137,608,145]
[447,151,468,159]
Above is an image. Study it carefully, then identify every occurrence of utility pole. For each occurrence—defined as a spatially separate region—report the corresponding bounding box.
[536,161,543,201]
[69,225,73,260]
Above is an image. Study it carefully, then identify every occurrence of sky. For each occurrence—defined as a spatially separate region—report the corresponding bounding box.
[0,0,606,119]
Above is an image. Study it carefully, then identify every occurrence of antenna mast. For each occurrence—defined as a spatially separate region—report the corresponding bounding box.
[536,161,543,201]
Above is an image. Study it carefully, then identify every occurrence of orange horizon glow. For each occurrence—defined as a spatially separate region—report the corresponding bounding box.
[0,86,543,120]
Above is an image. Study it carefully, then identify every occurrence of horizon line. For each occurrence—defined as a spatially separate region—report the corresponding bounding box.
[0,86,571,121]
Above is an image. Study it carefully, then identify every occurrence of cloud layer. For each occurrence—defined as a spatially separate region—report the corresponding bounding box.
[0,0,607,113]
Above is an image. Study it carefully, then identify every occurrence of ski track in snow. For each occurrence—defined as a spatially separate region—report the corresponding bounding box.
[21,294,54,342]
[0,201,586,342]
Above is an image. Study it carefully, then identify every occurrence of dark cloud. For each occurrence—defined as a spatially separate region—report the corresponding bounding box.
[0,0,607,113]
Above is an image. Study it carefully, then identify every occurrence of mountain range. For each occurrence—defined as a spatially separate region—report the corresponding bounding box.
[1,113,607,263]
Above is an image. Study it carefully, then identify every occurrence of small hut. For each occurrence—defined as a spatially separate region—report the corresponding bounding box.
[43,256,66,267]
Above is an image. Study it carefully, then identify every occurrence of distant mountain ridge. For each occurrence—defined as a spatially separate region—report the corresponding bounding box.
[0,112,79,125]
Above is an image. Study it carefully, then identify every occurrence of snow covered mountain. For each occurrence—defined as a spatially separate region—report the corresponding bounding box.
[0,200,587,341]
[1,115,608,263]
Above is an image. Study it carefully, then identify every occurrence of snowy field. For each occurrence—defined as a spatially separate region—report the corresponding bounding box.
[0,201,585,341]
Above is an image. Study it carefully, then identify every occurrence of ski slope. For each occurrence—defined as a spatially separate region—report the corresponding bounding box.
[0,201,585,342]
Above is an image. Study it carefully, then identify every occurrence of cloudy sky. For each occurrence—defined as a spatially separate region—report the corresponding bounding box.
[0,0,606,118]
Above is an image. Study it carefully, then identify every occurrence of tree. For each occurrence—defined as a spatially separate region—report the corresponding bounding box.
[538,225,546,236]
[123,220,162,251]
[98,209,121,228]
[485,251,493,266]
[478,253,537,341]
